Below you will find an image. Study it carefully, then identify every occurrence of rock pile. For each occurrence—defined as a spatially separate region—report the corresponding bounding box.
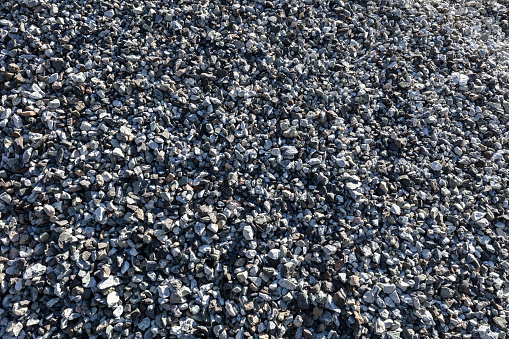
[0,0,508,338]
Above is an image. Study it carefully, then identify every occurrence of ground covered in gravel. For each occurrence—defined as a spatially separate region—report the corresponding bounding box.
[1,0,509,338]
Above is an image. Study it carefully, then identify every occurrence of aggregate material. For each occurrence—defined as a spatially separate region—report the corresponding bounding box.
[1,0,509,338]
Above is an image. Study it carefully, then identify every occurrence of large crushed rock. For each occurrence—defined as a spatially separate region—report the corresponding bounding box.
[1,0,509,338]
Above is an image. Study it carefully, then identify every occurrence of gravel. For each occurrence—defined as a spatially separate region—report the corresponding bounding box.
[1,0,509,338]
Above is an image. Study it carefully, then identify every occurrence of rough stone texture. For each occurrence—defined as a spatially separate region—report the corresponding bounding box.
[0,0,508,339]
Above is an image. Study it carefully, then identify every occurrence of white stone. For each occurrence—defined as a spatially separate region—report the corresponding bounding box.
[26,317,39,327]
[71,73,86,83]
[8,322,23,337]
[133,6,144,14]
[346,182,361,190]
[390,204,401,215]
[323,245,337,255]
[97,276,121,289]
[451,72,469,86]
[236,271,248,283]
[308,158,321,166]
[24,263,46,279]
[107,292,120,307]
[397,281,410,291]
[29,92,44,100]
[44,204,55,217]
[268,249,280,260]
[374,318,386,335]
[225,302,238,317]
[48,99,60,109]
[82,274,96,288]
[157,285,171,298]
[431,161,442,171]
[293,315,303,327]
[119,126,132,135]
[112,148,124,158]
[113,306,123,317]
[243,225,254,241]
[472,211,486,222]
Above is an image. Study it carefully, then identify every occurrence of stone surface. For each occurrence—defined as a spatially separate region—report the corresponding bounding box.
[0,1,508,338]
